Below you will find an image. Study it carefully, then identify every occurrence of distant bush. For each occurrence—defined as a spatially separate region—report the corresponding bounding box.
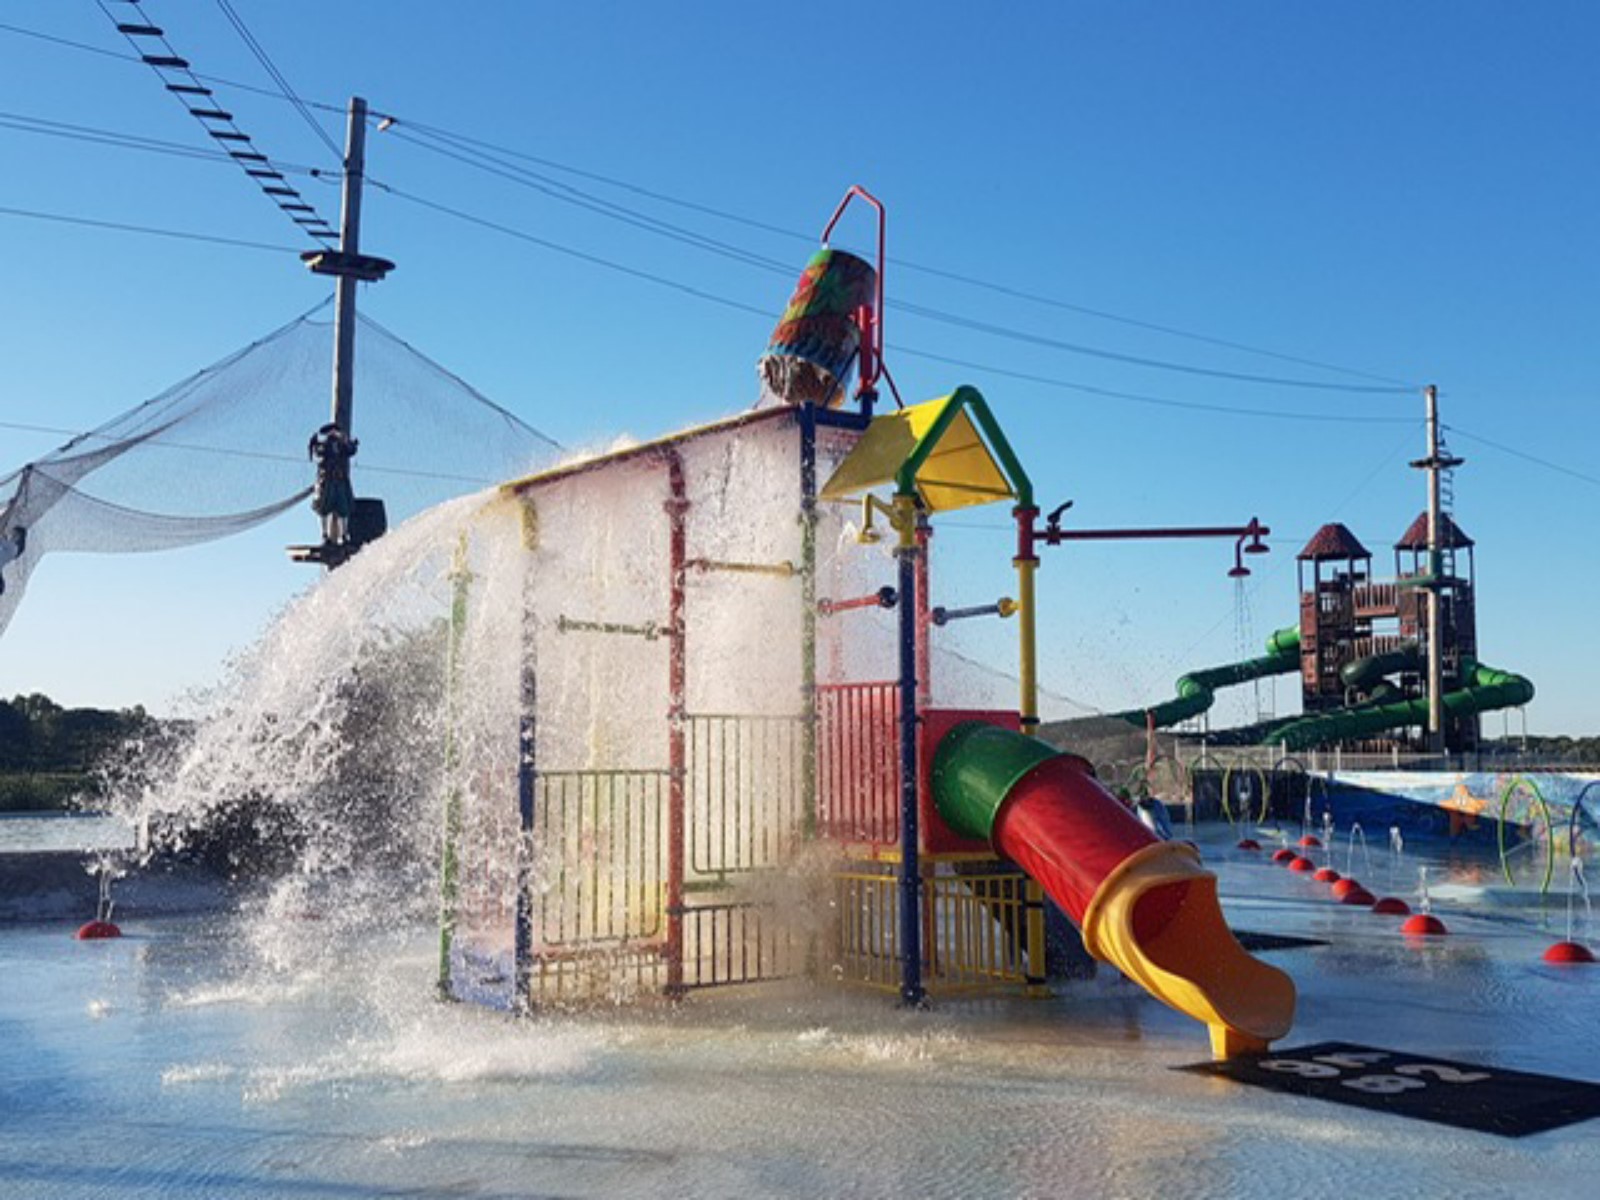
[0,693,158,811]
[0,772,93,811]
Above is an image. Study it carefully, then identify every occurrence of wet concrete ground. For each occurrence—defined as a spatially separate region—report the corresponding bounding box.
[2,824,1597,1199]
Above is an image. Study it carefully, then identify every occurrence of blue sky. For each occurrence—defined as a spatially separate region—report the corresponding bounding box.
[1,2,1596,732]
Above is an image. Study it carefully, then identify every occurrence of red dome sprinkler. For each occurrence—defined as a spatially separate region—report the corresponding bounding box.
[1271,847,1297,864]
[1237,838,1262,851]
[1313,867,1341,883]
[1289,855,1316,873]
[1340,886,1377,907]
[1401,913,1449,935]
[1371,897,1411,916]
[76,866,122,939]
[1543,941,1596,964]
[1330,878,1362,899]
[1544,861,1595,962]
[1298,835,1322,848]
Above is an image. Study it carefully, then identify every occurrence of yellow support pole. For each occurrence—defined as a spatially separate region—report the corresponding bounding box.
[1015,553,1039,735]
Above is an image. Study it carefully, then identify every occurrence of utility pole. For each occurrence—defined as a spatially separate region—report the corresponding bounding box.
[1411,384,1461,753]
[291,96,394,568]
[330,96,369,435]
[1425,384,1444,750]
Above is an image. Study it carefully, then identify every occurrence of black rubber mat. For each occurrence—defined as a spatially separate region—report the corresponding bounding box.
[1179,1041,1600,1137]
[1230,929,1328,952]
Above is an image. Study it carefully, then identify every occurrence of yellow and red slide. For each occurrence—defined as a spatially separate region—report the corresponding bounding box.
[932,721,1295,1059]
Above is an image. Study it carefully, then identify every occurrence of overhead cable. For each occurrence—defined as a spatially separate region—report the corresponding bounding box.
[212,0,342,160]
[1447,425,1600,489]
[0,204,302,254]
[379,182,1421,428]
[4,15,1422,391]
[94,0,338,244]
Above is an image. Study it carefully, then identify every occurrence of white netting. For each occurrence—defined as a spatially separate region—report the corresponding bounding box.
[0,306,561,635]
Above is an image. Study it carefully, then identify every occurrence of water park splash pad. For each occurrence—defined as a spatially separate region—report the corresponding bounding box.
[58,188,1291,1061]
[93,376,1292,1064]
[14,190,1600,1198]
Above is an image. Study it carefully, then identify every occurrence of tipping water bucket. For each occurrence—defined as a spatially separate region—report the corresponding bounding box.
[758,248,877,407]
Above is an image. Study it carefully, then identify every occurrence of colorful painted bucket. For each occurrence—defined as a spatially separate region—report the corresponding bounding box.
[758,248,877,407]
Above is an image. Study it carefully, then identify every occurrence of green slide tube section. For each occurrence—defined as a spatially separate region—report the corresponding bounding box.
[1339,640,1420,690]
[1267,659,1534,751]
[1107,626,1300,729]
[934,722,1063,842]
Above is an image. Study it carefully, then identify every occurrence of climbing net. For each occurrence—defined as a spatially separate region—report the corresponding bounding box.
[0,306,561,636]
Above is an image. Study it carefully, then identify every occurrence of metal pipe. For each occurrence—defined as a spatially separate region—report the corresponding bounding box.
[685,557,796,578]
[555,615,660,639]
[817,587,898,616]
[664,451,689,996]
[894,493,925,1007]
[512,518,538,1014]
[915,514,933,712]
[930,599,1018,626]
[1015,506,1041,735]
[1043,523,1271,543]
[819,185,886,405]
[436,532,471,999]
[799,405,819,839]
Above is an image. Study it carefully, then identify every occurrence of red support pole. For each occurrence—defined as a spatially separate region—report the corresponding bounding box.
[663,451,689,995]
[820,185,887,409]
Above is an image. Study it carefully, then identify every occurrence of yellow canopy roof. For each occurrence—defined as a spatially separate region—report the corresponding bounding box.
[819,395,1016,513]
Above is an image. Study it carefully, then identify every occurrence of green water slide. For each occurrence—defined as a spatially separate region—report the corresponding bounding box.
[1108,626,1301,729]
[1265,659,1534,751]
[1340,640,1419,690]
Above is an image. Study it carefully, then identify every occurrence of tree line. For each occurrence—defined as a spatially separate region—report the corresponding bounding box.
[0,693,160,810]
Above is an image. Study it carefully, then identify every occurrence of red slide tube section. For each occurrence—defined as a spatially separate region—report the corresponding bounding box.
[992,755,1295,1059]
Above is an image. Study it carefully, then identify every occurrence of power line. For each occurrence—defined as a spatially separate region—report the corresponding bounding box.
[384,122,1412,397]
[891,345,1420,425]
[212,0,342,161]
[94,0,338,244]
[383,118,1420,390]
[0,204,302,254]
[0,109,322,175]
[895,301,1412,395]
[1447,425,1600,490]
[377,181,1426,428]
[385,125,796,277]
[5,14,1423,391]
[377,182,779,320]
[0,19,345,114]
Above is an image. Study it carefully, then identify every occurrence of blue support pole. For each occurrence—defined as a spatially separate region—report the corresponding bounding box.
[513,558,538,1013]
[896,539,925,1007]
